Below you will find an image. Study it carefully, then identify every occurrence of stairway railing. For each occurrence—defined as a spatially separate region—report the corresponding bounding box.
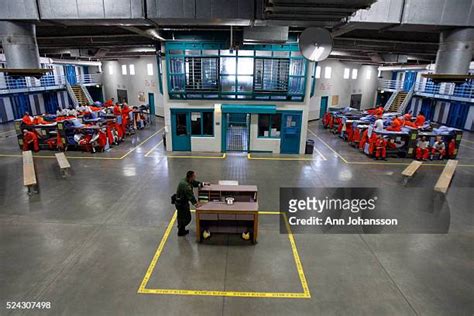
[384,90,399,111]
[80,84,94,104]
[65,81,79,108]
[399,86,415,114]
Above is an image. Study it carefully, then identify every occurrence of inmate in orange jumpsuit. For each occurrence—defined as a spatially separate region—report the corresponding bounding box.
[22,114,34,125]
[415,139,430,160]
[121,105,132,132]
[352,127,361,145]
[448,139,457,158]
[367,106,383,117]
[23,130,39,152]
[375,137,387,159]
[386,117,402,132]
[105,99,114,107]
[367,132,378,155]
[405,114,425,128]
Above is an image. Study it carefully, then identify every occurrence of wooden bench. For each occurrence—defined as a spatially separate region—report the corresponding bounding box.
[401,160,423,185]
[23,151,38,195]
[434,160,458,194]
[55,152,71,177]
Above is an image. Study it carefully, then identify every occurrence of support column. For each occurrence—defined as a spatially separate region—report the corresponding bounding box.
[435,28,474,74]
[0,21,41,69]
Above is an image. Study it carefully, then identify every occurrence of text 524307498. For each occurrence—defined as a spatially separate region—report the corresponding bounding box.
[6,301,51,310]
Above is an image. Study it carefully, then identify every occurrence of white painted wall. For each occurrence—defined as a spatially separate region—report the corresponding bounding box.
[308,60,379,120]
[102,56,164,116]
[249,114,281,153]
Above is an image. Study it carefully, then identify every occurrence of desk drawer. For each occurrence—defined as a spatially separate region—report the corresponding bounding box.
[200,214,218,220]
[236,214,254,221]
[218,214,236,220]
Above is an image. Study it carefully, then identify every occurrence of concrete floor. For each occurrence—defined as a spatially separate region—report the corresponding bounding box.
[0,118,473,315]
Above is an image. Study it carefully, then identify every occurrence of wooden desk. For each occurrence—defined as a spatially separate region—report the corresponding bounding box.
[195,201,259,244]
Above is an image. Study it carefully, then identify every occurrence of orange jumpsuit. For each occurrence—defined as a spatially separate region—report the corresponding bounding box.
[375,138,387,159]
[367,132,378,155]
[23,130,39,152]
[367,106,383,116]
[22,115,34,125]
[448,140,456,158]
[346,123,353,142]
[386,117,402,132]
[415,141,430,160]
[405,114,425,128]
[105,99,114,107]
[414,114,425,127]
[121,106,132,132]
[352,127,361,145]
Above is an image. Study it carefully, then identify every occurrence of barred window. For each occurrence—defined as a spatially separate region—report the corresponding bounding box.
[185,57,219,92]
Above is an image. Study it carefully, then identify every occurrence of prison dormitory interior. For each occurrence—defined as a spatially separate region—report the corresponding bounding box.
[0,0,473,315]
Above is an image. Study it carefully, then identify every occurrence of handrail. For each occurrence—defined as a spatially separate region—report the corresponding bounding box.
[80,84,94,104]
[399,85,415,114]
[65,81,79,108]
[380,78,474,101]
[0,73,101,94]
[378,79,404,91]
[384,90,398,111]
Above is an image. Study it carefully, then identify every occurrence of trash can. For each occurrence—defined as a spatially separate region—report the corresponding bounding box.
[305,139,314,155]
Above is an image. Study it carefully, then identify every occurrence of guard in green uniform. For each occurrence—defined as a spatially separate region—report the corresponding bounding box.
[175,170,203,236]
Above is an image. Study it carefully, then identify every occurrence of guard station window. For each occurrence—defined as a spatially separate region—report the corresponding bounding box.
[185,57,219,92]
[258,114,281,138]
[165,43,306,101]
[191,111,214,136]
[254,58,289,92]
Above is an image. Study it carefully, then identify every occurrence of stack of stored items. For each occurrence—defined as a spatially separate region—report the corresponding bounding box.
[15,102,151,153]
[322,106,463,160]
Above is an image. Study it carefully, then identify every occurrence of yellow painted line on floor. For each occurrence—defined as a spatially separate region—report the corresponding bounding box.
[283,213,311,298]
[0,153,123,160]
[313,147,328,161]
[120,127,164,159]
[166,153,226,159]
[144,140,164,157]
[460,143,474,150]
[139,288,310,298]
[308,129,349,163]
[258,211,282,215]
[138,211,177,293]
[138,210,311,299]
[247,153,315,161]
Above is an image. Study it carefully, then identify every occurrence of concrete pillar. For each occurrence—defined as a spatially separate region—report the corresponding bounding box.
[0,21,40,69]
[435,28,474,74]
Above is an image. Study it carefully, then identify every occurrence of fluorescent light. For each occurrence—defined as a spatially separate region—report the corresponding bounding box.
[108,64,113,75]
[129,64,135,75]
[121,64,127,75]
[366,69,371,79]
